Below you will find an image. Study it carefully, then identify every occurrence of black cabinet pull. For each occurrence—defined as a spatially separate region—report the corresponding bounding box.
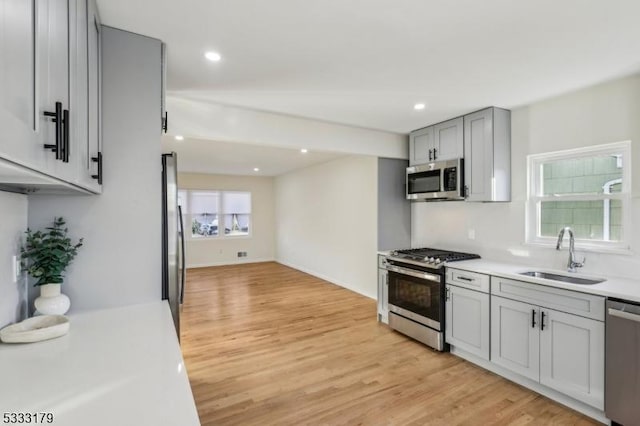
[62,109,70,162]
[428,149,433,161]
[540,311,546,331]
[162,111,168,133]
[531,309,537,328]
[91,152,102,184]
[433,148,437,160]
[43,102,63,159]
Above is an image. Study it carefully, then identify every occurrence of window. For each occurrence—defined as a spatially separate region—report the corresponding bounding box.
[526,141,631,252]
[178,190,251,239]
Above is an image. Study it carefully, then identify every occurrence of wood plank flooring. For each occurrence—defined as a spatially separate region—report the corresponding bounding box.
[180,262,600,426]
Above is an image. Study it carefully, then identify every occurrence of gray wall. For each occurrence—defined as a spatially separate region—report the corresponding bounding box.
[0,191,28,327]
[28,27,163,313]
[378,158,410,251]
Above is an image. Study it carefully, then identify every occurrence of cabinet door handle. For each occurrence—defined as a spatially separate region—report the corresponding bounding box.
[428,149,433,161]
[43,102,63,160]
[163,111,168,133]
[62,109,70,163]
[464,185,469,198]
[445,287,451,301]
[433,148,437,160]
[531,309,537,328]
[540,311,546,331]
[91,152,103,184]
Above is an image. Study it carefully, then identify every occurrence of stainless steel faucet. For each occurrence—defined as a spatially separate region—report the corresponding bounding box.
[556,227,585,272]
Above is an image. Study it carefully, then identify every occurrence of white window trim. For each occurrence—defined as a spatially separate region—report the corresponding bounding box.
[525,141,632,254]
[179,189,253,240]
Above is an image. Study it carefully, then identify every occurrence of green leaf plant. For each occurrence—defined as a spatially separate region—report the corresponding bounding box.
[20,217,84,286]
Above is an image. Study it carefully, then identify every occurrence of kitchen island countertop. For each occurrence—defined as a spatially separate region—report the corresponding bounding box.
[0,301,199,426]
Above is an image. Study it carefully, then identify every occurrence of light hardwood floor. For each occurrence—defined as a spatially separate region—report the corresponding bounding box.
[180,262,600,426]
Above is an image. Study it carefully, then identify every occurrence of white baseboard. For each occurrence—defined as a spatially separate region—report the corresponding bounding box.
[450,346,610,425]
[186,257,275,269]
[276,259,376,300]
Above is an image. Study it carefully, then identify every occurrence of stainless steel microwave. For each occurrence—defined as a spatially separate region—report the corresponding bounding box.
[406,158,464,201]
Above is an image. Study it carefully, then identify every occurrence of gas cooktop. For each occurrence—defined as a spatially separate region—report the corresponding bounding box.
[388,247,480,268]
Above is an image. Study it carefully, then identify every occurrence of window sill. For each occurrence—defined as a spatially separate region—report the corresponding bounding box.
[188,235,252,242]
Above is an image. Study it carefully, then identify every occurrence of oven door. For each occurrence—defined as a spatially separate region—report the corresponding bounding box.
[387,264,442,330]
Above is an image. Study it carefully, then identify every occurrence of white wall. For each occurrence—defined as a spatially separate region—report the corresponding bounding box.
[275,155,378,299]
[179,173,275,267]
[0,191,28,328]
[27,27,163,313]
[413,74,640,280]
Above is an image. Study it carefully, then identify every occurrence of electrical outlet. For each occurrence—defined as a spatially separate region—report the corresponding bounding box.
[237,251,247,258]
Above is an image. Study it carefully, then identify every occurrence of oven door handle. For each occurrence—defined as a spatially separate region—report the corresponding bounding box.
[386,265,441,283]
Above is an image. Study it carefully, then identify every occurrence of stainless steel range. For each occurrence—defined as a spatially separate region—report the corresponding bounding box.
[383,247,480,351]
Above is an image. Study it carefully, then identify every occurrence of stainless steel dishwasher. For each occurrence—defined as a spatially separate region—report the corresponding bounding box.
[606,299,640,426]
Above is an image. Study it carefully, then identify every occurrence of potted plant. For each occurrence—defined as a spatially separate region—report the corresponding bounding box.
[21,217,83,315]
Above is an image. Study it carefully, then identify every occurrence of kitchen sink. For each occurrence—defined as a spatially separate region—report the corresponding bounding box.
[519,271,606,285]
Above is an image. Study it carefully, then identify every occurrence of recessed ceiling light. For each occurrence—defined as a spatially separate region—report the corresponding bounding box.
[174,135,184,141]
[253,167,260,172]
[414,103,426,110]
[204,51,222,62]
[300,149,308,154]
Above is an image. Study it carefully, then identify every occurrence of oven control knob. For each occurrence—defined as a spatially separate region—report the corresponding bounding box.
[429,257,435,263]
[435,258,441,264]
[391,251,398,256]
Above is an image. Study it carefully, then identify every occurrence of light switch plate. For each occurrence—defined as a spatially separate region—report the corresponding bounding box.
[467,229,476,240]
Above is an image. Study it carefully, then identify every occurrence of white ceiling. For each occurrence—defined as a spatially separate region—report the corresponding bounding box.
[97,0,640,134]
[162,136,344,176]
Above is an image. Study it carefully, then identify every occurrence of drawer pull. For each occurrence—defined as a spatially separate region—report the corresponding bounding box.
[457,276,474,282]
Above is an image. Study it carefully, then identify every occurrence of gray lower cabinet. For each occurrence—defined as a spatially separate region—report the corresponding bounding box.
[491,294,604,409]
[445,284,490,360]
[377,256,388,324]
[539,308,604,410]
[491,296,540,381]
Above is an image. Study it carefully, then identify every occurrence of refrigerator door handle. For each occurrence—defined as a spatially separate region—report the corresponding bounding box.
[178,205,186,304]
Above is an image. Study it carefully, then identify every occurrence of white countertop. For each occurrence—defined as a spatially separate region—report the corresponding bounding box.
[448,258,640,304]
[0,301,200,426]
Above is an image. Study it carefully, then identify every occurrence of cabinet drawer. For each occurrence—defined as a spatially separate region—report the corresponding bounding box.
[447,268,490,293]
[490,276,605,321]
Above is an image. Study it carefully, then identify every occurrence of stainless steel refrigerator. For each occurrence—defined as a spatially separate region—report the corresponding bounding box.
[162,152,185,338]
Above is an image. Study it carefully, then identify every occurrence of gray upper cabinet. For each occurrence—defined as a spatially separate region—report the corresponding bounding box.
[0,0,102,194]
[463,107,511,202]
[433,117,463,161]
[409,126,434,166]
[73,0,102,192]
[409,117,464,166]
[0,0,45,170]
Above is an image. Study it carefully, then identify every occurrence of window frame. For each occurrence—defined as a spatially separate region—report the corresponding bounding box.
[179,189,252,241]
[525,141,632,254]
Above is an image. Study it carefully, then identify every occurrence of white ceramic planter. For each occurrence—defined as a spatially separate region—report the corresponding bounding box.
[34,284,70,315]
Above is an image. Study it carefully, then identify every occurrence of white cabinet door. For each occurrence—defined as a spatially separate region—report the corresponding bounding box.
[539,309,605,409]
[433,117,463,161]
[378,268,388,323]
[446,285,490,360]
[0,0,45,168]
[463,108,493,201]
[409,127,434,166]
[491,296,540,381]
